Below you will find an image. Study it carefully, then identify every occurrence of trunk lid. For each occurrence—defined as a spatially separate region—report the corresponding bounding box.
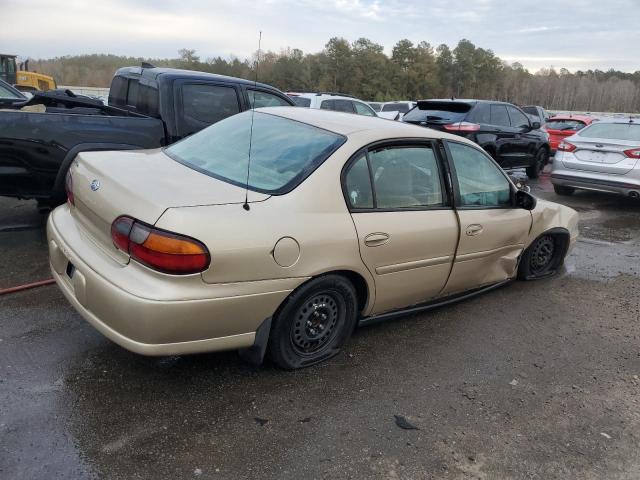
[560,136,640,174]
[69,148,269,264]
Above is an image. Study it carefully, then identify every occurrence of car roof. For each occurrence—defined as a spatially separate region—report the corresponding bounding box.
[257,106,475,142]
[115,66,280,91]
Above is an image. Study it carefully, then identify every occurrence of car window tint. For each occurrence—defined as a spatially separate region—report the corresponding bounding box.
[578,123,640,141]
[166,111,345,194]
[292,96,311,107]
[522,106,539,117]
[369,103,382,112]
[354,101,376,116]
[182,84,240,124]
[468,103,490,124]
[449,142,511,207]
[248,90,290,108]
[126,79,139,106]
[344,153,374,208]
[332,99,355,113]
[507,106,530,128]
[368,146,443,209]
[490,104,510,127]
[320,99,334,110]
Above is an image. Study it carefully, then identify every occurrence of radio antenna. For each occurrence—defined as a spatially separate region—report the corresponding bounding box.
[243,31,262,211]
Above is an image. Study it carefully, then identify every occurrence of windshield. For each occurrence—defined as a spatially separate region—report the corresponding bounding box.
[546,119,586,131]
[165,111,346,194]
[291,96,311,107]
[382,103,411,113]
[404,101,471,123]
[578,123,640,142]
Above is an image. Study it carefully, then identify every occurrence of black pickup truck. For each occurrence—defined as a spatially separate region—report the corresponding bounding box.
[0,66,294,207]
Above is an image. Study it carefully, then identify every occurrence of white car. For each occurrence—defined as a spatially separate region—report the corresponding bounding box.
[288,92,378,117]
[551,119,640,199]
[374,101,417,120]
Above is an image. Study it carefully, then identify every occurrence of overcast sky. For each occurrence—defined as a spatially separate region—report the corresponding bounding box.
[4,0,640,72]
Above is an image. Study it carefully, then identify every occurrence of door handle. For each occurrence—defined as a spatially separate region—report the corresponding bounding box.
[465,224,483,236]
[364,232,390,247]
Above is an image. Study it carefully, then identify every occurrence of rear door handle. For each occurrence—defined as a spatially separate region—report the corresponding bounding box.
[364,232,390,247]
[465,224,483,236]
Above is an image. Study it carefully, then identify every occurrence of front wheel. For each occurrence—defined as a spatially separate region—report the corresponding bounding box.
[268,275,358,369]
[518,233,567,280]
[526,149,548,179]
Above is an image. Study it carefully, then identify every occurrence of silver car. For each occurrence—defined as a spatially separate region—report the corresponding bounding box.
[551,119,640,199]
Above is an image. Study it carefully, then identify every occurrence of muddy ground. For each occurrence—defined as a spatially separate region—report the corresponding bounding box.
[1,172,639,479]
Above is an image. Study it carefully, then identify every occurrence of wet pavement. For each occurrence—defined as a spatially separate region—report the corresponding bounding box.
[1,173,639,479]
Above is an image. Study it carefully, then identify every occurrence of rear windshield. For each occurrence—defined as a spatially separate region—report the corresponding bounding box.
[578,123,640,141]
[382,103,411,113]
[404,101,471,123]
[291,96,311,107]
[546,119,586,131]
[165,111,346,194]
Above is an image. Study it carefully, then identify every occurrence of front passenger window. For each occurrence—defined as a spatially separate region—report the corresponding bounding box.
[448,142,511,207]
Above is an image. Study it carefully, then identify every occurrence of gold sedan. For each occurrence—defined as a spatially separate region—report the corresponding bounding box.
[48,107,579,369]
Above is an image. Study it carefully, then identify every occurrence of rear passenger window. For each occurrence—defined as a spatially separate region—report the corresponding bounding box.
[320,100,334,110]
[126,79,139,106]
[343,145,444,210]
[248,90,290,108]
[490,105,510,127]
[182,84,240,124]
[333,100,355,113]
[469,103,490,124]
[344,153,374,209]
[507,106,530,128]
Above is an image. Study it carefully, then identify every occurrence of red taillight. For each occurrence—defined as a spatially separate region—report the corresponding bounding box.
[110,216,210,275]
[443,122,481,132]
[623,148,640,159]
[557,141,577,152]
[65,170,74,205]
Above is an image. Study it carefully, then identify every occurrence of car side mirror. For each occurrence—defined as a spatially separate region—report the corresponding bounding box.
[515,190,536,210]
[531,121,541,130]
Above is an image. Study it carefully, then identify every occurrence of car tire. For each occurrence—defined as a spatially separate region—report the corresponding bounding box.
[268,275,358,369]
[518,233,567,280]
[526,148,547,179]
[553,184,575,196]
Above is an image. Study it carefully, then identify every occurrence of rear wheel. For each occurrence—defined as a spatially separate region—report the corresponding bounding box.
[518,233,566,280]
[553,184,575,196]
[268,275,358,369]
[526,148,547,179]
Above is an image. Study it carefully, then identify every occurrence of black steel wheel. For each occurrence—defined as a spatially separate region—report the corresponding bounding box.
[268,275,358,369]
[518,232,567,280]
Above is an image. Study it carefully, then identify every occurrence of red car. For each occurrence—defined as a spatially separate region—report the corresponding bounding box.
[544,115,595,153]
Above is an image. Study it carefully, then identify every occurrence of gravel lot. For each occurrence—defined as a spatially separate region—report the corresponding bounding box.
[1,172,639,479]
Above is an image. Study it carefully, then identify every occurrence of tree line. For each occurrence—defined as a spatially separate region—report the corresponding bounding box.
[30,38,640,113]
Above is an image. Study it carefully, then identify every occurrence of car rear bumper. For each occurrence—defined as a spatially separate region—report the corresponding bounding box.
[550,169,640,197]
[47,205,305,356]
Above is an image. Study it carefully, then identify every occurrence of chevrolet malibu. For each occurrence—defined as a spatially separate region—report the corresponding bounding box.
[48,107,579,369]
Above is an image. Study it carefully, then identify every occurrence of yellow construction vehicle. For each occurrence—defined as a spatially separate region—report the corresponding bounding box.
[0,54,56,92]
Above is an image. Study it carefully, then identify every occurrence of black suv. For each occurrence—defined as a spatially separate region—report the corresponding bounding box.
[403,100,550,178]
